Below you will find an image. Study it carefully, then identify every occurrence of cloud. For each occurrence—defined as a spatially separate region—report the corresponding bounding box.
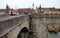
[0,0,60,8]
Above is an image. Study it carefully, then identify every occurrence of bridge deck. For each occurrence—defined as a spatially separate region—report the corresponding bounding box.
[0,15,29,37]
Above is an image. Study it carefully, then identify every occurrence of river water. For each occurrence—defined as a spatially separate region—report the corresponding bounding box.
[46,18,60,38]
[48,32,60,38]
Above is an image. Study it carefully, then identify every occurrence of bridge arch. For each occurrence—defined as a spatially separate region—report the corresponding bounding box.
[17,27,29,38]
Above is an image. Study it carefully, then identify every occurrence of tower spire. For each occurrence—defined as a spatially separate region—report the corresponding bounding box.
[32,2,34,7]
[32,2,34,9]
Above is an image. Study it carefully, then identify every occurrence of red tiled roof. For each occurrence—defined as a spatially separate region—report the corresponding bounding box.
[0,9,6,12]
[0,8,13,12]
[41,8,60,11]
[18,8,35,13]
[11,9,18,13]
[0,8,35,13]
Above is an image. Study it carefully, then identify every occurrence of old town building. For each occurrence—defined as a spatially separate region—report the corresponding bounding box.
[36,5,60,15]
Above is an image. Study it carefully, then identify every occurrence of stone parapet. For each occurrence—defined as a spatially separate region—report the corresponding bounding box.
[0,15,29,37]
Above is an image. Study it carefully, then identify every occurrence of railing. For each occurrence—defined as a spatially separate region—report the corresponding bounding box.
[0,15,29,37]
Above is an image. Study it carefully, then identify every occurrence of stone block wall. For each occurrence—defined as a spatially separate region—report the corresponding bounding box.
[29,17,48,38]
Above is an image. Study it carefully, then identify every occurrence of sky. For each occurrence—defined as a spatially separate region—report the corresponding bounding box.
[0,0,60,9]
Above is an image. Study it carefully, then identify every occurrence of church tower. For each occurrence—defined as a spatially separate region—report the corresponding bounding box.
[36,5,43,13]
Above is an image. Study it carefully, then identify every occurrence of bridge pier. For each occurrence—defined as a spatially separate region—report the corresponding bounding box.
[29,16,48,38]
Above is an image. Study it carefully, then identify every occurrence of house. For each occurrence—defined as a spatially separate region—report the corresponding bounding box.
[0,9,6,15]
[36,7,60,14]
[11,9,19,15]
[18,8,35,14]
[0,8,35,16]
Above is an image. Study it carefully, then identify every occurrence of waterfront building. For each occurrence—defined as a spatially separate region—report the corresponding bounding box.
[36,5,60,15]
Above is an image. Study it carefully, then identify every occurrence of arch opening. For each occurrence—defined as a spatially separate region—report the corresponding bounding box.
[17,27,29,38]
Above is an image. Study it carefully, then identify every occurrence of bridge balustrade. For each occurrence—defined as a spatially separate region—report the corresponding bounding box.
[0,15,29,37]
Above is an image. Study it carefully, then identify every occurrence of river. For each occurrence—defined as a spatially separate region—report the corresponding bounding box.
[47,18,60,38]
[48,32,60,38]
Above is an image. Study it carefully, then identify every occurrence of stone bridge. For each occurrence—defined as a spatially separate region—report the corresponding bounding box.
[0,13,60,38]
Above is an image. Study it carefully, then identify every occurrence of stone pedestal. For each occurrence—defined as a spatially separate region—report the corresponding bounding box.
[29,17,48,38]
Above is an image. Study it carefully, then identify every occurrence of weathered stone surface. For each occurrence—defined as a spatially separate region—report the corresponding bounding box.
[1,13,60,38]
[6,20,29,38]
[29,17,48,38]
[0,15,29,37]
